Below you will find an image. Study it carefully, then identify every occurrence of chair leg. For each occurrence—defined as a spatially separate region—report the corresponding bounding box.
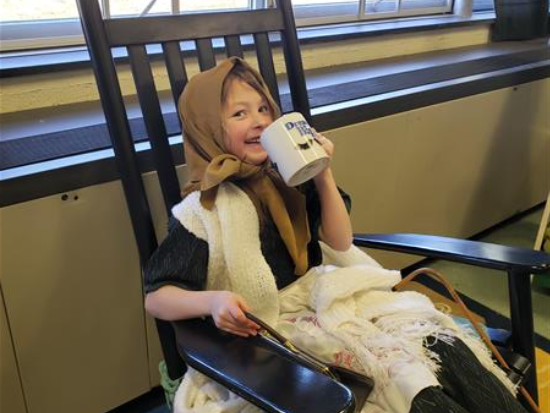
[508,270,538,403]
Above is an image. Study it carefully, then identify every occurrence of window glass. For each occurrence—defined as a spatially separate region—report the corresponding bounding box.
[292,0,359,19]
[363,0,451,16]
[0,0,79,23]
[472,0,495,11]
[109,0,251,17]
[365,0,398,14]
[400,0,449,11]
[110,0,172,17]
[179,0,250,13]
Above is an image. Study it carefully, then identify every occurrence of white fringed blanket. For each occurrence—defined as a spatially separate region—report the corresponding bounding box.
[171,184,514,413]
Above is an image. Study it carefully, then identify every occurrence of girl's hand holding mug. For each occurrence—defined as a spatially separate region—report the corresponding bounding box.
[312,129,334,159]
[210,291,260,337]
[311,129,336,186]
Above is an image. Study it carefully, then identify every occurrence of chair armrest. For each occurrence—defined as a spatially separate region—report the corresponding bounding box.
[172,318,354,413]
[353,233,550,274]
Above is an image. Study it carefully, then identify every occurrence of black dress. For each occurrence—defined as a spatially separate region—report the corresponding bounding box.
[143,181,348,293]
[143,183,527,413]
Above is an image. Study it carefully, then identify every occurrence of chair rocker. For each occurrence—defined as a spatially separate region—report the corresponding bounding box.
[77,0,550,410]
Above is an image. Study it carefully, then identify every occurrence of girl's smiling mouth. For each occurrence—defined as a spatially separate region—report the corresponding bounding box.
[245,137,261,145]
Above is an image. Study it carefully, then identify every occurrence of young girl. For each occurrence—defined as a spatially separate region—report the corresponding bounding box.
[144,57,527,413]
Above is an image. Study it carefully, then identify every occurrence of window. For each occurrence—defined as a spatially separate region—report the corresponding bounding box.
[471,0,494,12]
[293,0,453,25]
[0,0,259,52]
[1,0,459,52]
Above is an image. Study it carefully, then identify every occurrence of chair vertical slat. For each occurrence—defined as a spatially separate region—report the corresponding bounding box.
[224,35,244,58]
[76,0,157,266]
[127,44,181,212]
[162,41,188,119]
[253,32,281,109]
[277,0,311,123]
[196,38,216,70]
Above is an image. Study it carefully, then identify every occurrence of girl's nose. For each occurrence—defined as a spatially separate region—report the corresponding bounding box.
[257,119,268,130]
[253,112,270,129]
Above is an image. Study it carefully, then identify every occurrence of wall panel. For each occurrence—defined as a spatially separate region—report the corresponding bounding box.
[1,182,151,413]
[327,79,549,267]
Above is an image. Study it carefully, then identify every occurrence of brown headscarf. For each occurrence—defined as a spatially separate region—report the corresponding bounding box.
[179,57,310,275]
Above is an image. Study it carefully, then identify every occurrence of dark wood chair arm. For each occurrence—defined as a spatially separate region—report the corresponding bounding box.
[172,318,355,413]
[353,233,550,274]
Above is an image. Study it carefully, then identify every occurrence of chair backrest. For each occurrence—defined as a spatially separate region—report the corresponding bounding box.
[76,0,311,380]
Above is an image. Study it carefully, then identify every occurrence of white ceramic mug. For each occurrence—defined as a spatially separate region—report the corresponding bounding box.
[261,112,329,186]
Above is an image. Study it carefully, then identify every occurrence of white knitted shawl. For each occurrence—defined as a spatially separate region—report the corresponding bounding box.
[172,183,280,324]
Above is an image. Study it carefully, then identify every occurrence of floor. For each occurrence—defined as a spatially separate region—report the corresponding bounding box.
[108,205,550,413]
[108,387,168,413]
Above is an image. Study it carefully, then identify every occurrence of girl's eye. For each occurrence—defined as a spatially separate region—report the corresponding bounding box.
[259,105,269,113]
[232,110,245,118]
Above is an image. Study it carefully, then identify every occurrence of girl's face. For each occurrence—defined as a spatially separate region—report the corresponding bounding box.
[222,78,274,165]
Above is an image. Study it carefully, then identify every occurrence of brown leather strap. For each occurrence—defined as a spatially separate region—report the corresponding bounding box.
[245,312,337,378]
[394,268,541,413]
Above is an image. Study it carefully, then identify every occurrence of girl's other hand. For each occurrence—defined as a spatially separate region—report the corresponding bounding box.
[209,291,260,337]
